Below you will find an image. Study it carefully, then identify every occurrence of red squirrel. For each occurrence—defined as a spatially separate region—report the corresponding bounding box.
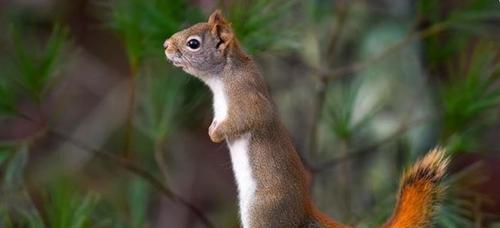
[163,10,449,228]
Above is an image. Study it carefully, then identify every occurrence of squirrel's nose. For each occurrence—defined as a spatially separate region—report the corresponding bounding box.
[163,39,169,50]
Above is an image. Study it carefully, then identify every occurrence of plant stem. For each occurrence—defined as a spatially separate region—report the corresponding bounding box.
[307,0,349,157]
[311,115,433,173]
[154,138,171,183]
[16,113,216,228]
[47,129,215,228]
[338,139,352,221]
[123,67,138,159]
[307,77,328,157]
[311,21,449,81]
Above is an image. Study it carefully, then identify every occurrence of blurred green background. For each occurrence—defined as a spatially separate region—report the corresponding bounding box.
[0,0,499,227]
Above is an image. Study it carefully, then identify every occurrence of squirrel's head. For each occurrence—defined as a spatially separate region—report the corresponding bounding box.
[163,10,237,78]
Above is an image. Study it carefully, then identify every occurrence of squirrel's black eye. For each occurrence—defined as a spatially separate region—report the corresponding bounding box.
[186,38,201,50]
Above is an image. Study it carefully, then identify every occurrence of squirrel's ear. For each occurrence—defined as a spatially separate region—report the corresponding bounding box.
[208,9,225,25]
[208,9,234,52]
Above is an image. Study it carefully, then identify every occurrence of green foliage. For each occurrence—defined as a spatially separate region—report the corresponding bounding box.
[0,0,497,227]
[441,43,500,138]
[0,148,11,166]
[2,145,28,187]
[225,0,298,53]
[108,0,202,69]
[0,146,44,227]
[326,83,357,140]
[306,0,334,22]
[136,68,190,141]
[421,0,500,68]
[326,81,379,141]
[447,0,500,40]
[43,180,99,228]
[128,178,150,227]
[0,76,16,116]
[0,23,67,117]
[0,146,99,228]
[437,196,474,227]
[9,24,68,101]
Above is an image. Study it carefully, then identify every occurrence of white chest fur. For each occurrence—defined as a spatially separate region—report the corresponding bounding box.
[206,79,256,228]
[227,133,255,228]
[206,79,228,123]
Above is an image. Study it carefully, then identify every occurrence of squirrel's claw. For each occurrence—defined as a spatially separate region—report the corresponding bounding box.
[209,120,224,143]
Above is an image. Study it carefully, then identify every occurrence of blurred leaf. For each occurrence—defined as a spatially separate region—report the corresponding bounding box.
[9,24,68,101]
[434,166,485,228]
[306,0,334,22]
[0,76,17,116]
[108,0,202,69]
[3,145,28,187]
[447,0,500,40]
[0,210,14,228]
[0,145,45,228]
[226,0,299,53]
[327,84,356,140]
[441,43,500,137]
[136,68,189,141]
[418,0,441,22]
[0,148,12,167]
[128,178,149,227]
[17,209,45,228]
[44,179,99,228]
[420,0,499,69]
[326,81,380,141]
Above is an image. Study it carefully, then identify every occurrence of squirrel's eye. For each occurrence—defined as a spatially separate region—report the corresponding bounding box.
[186,36,201,51]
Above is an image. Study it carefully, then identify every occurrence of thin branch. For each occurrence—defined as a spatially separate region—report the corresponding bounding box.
[16,113,216,228]
[311,116,433,173]
[123,68,138,158]
[306,20,449,173]
[313,21,449,81]
[307,1,350,157]
[154,138,171,183]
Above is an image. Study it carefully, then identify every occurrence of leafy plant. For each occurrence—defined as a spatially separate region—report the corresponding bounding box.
[107,0,202,70]
[326,80,380,141]
[135,67,190,142]
[420,0,500,69]
[0,76,16,116]
[441,43,500,145]
[43,180,100,228]
[224,0,299,53]
[9,24,68,101]
[0,146,44,228]
[128,178,150,228]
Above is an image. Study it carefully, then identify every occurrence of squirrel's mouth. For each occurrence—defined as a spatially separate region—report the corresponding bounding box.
[168,58,183,67]
[171,61,188,71]
[165,52,184,68]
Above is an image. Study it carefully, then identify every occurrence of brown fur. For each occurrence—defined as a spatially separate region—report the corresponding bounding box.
[164,10,448,228]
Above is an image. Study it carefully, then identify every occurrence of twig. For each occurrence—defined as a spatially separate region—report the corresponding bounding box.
[49,129,215,228]
[311,116,433,173]
[307,1,350,157]
[154,138,171,183]
[16,113,216,228]
[123,68,138,158]
[312,21,449,81]
[473,194,484,228]
[307,20,449,173]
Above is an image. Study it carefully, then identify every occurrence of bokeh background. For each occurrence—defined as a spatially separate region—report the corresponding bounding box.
[0,0,499,227]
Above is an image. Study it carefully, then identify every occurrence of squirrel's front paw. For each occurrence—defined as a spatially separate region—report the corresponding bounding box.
[209,120,224,143]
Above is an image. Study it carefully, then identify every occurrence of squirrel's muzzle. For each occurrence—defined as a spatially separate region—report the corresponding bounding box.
[163,39,169,50]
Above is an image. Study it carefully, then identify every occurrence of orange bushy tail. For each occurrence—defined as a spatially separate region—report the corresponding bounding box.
[384,147,449,228]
